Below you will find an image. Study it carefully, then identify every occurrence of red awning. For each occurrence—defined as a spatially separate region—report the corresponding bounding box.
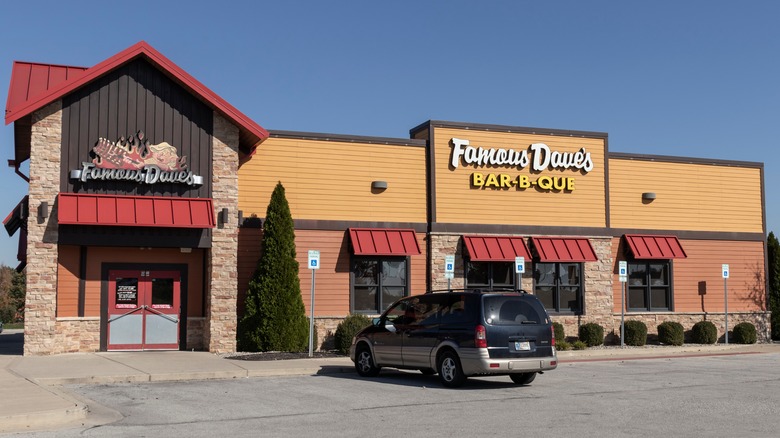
[3,195,28,236]
[463,236,531,261]
[58,193,215,228]
[348,228,421,256]
[531,237,598,262]
[624,234,687,259]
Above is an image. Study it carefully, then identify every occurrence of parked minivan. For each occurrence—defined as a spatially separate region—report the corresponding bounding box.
[350,290,557,387]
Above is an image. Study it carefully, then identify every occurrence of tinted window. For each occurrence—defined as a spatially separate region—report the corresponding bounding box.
[483,296,547,325]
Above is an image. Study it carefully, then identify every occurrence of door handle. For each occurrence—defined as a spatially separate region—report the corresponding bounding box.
[108,306,144,323]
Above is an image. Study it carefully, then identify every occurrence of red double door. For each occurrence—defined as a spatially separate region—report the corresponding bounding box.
[107,270,181,351]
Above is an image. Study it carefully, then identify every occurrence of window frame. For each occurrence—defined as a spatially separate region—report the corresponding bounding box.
[465,260,517,291]
[350,255,411,314]
[626,259,674,312]
[532,262,584,315]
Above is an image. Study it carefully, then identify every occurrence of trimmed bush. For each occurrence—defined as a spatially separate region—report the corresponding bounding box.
[572,340,588,350]
[623,320,647,346]
[578,322,604,347]
[556,340,571,351]
[552,321,565,344]
[691,321,718,344]
[238,182,309,352]
[732,322,757,344]
[334,314,372,355]
[657,321,684,346]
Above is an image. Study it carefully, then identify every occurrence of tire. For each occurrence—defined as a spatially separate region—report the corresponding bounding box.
[510,372,537,385]
[437,351,466,388]
[420,368,436,376]
[354,345,381,377]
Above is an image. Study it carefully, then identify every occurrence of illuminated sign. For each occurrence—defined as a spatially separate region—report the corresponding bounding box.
[70,131,203,186]
[450,138,593,192]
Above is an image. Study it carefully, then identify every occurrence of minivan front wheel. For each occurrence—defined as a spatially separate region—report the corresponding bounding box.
[510,372,537,385]
[437,351,466,388]
[355,345,381,377]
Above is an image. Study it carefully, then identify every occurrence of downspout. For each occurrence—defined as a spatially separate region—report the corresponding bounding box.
[7,159,30,183]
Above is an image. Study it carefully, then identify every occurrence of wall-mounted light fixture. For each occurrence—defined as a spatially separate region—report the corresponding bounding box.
[39,201,49,219]
[371,181,388,191]
[218,207,229,228]
[642,192,657,202]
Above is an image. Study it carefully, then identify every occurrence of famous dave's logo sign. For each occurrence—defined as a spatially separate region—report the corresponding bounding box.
[70,131,203,186]
[450,138,593,192]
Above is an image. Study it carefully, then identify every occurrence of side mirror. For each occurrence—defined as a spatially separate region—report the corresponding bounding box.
[372,317,381,326]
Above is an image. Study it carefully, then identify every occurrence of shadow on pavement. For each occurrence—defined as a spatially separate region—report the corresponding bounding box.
[317,365,530,390]
[0,330,23,355]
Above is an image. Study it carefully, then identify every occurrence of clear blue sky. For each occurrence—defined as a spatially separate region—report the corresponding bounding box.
[1,1,778,267]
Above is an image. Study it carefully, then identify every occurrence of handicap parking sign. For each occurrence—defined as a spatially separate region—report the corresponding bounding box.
[308,250,320,270]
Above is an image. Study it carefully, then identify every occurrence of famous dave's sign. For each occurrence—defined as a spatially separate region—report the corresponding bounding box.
[450,138,593,192]
[70,131,203,186]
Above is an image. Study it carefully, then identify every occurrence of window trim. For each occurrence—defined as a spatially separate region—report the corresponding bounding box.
[625,259,675,312]
[532,262,584,315]
[349,255,411,314]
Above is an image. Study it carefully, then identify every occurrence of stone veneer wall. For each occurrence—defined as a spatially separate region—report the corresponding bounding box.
[186,317,206,350]
[206,113,240,353]
[24,102,63,355]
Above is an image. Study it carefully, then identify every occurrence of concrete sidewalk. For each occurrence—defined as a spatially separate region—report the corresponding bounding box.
[1,335,778,434]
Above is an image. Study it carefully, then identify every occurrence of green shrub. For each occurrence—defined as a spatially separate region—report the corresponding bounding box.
[334,314,372,355]
[732,322,757,344]
[578,322,604,347]
[572,340,588,350]
[238,182,309,352]
[552,321,565,344]
[623,320,647,346]
[691,321,718,344]
[556,340,571,351]
[657,321,684,346]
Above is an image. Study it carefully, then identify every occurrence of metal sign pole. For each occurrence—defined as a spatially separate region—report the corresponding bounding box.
[618,261,627,348]
[309,269,315,357]
[724,276,728,345]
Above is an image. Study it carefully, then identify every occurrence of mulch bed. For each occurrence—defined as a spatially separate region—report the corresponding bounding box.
[226,350,345,361]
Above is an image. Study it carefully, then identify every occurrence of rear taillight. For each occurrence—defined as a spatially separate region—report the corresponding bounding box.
[475,325,487,348]
[551,325,556,347]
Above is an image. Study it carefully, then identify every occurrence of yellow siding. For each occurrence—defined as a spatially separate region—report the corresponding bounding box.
[609,159,763,233]
[432,127,607,227]
[239,138,427,223]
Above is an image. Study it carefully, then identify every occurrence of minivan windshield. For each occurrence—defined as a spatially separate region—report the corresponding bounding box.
[483,295,548,325]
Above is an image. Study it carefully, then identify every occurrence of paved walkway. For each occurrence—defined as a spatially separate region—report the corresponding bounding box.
[1,329,777,434]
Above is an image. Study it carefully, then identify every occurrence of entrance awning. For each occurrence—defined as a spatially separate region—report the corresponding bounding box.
[3,195,28,236]
[463,235,531,261]
[348,228,421,256]
[531,237,598,262]
[58,193,215,228]
[624,234,687,259]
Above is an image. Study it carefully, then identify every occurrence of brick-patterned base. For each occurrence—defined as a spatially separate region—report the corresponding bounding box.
[187,317,206,350]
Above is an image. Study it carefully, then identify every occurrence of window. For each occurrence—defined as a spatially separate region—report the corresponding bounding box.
[533,262,582,313]
[352,258,409,313]
[466,262,515,290]
[628,261,671,311]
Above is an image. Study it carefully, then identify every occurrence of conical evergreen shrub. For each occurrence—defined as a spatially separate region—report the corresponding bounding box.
[237,182,310,352]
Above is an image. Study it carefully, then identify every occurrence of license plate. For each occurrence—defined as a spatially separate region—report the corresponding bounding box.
[514,341,530,351]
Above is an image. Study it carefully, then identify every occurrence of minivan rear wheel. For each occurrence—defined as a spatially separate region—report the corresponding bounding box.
[355,345,381,377]
[510,372,537,385]
[437,351,466,388]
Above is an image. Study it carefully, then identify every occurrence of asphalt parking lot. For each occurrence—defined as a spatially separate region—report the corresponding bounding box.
[9,351,780,438]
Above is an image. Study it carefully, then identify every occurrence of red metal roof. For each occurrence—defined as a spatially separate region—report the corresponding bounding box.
[5,62,87,119]
[625,234,687,259]
[5,41,268,153]
[58,193,215,228]
[348,228,421,256]
[463,236,531,261]
[531,237,598,262]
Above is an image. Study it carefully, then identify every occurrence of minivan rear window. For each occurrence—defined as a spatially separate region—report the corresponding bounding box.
[483,296,547,325]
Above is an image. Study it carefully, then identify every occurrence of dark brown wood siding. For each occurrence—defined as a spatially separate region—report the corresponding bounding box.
[61,59,213,197]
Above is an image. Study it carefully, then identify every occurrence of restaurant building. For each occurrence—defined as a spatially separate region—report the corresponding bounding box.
[4,42,770,355]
